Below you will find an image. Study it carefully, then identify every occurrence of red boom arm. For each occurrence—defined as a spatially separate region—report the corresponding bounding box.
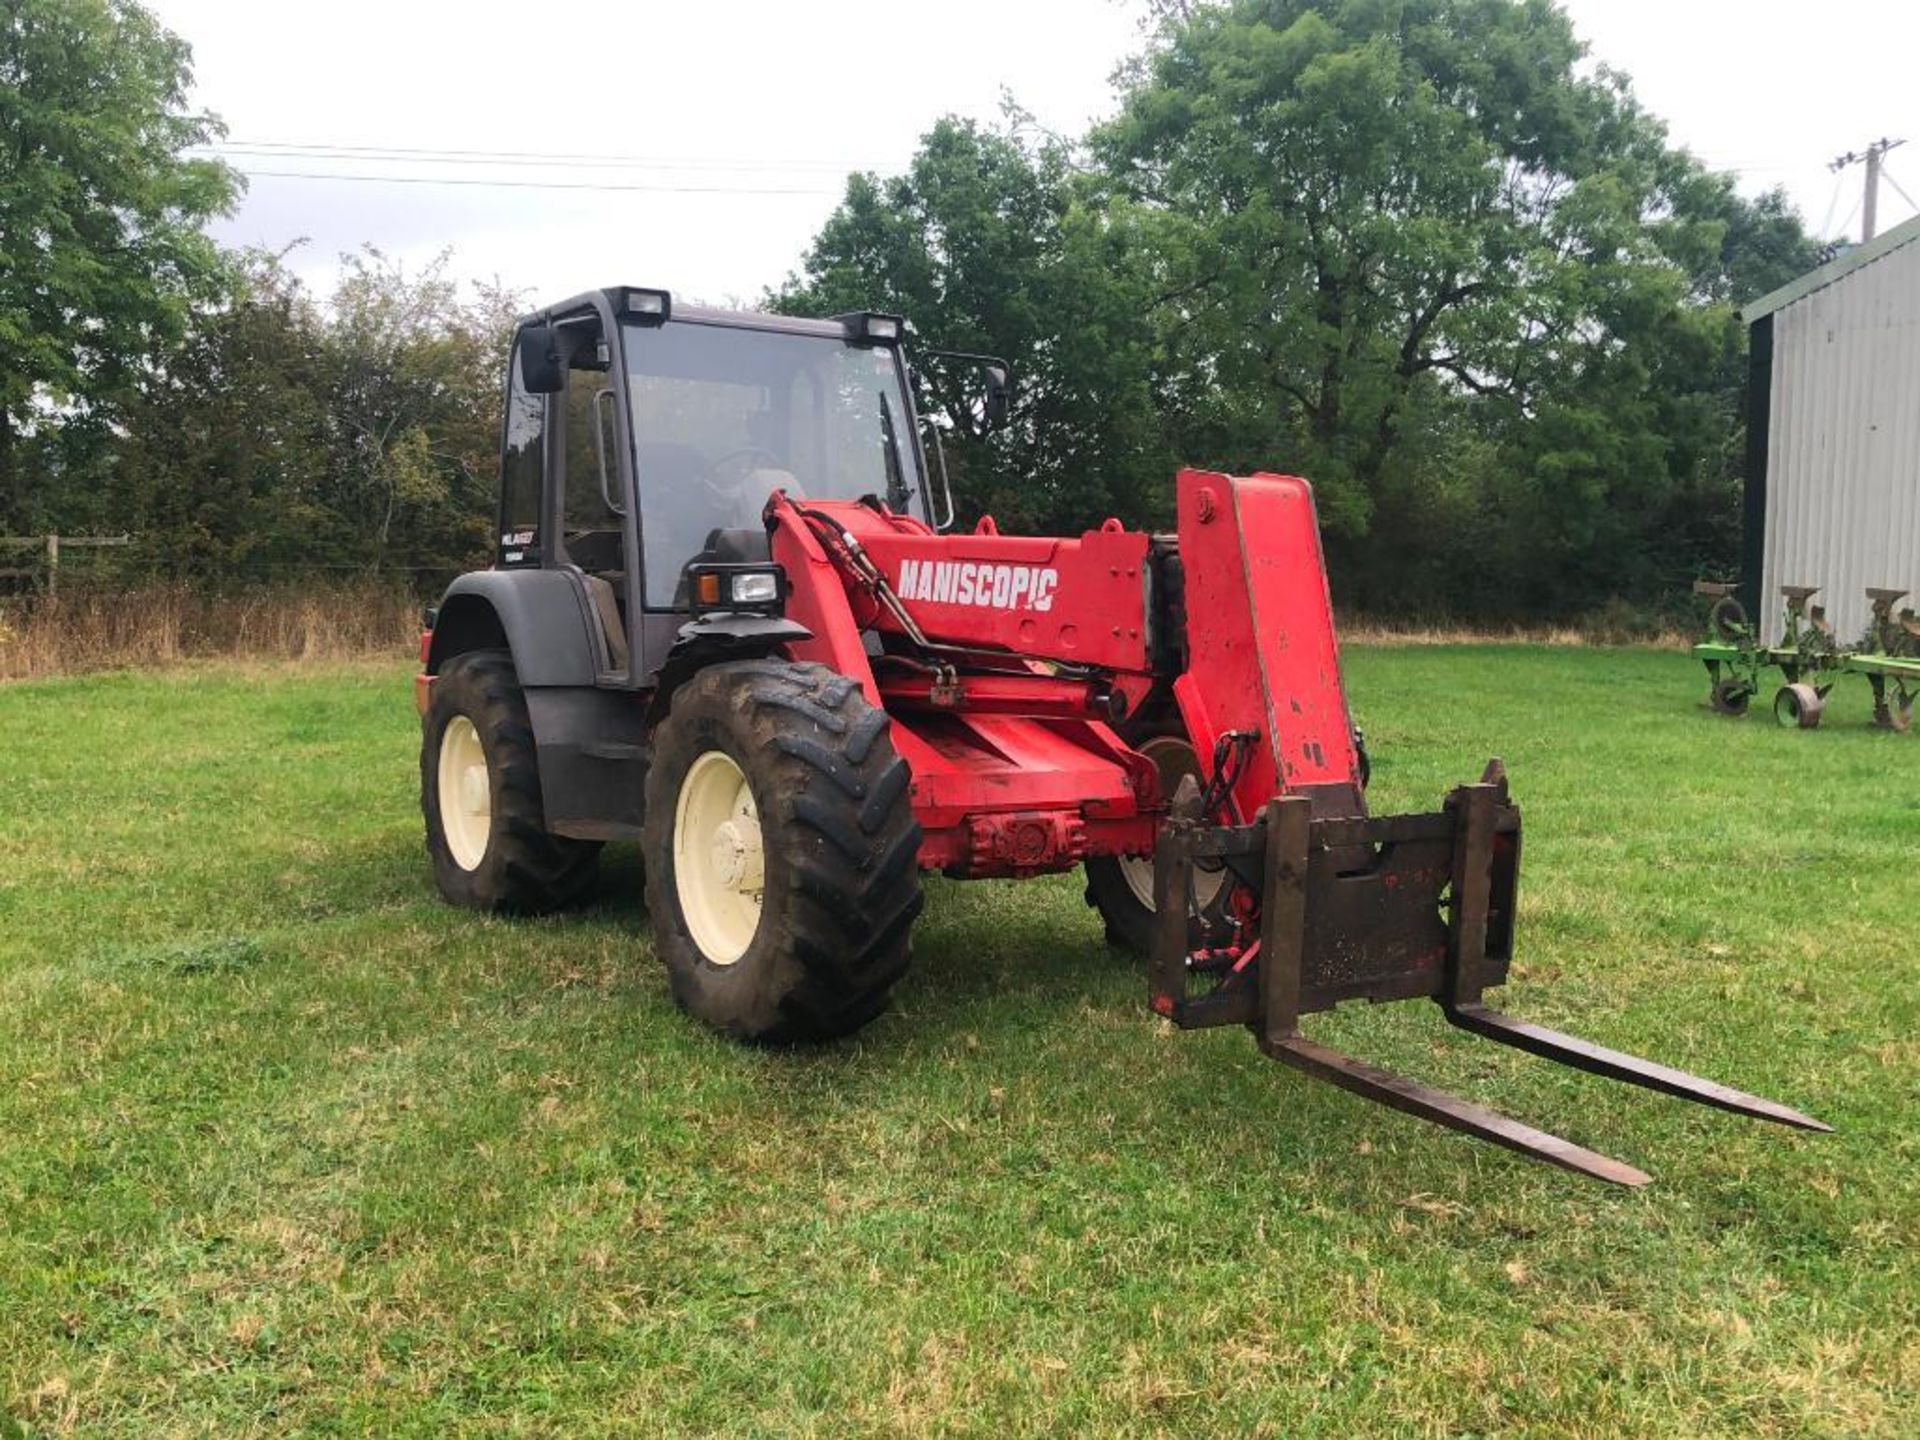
[762,471,1364,876]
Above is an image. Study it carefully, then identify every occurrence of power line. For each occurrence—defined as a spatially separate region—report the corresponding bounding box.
[233,167,844,197]
[1878,165,1918,216]
[1830,137,1906,242]
[203,136,1852,181]
[1835,190,1863,242]
[199,138,889,174]
[202,137,1843,189]
[1818,167,1846,239]
[207,145,856,174]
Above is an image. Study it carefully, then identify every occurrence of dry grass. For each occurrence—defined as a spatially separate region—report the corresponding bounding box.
[0,581,421,681]
[0,582,1696,684]
[1337,614,1693,649]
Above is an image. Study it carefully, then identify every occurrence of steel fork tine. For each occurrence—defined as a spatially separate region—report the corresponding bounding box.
[1265,1033,1653,1187]
[1443,1003,1831,1132]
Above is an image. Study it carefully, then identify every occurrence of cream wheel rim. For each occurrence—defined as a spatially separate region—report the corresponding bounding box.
[673,750,765,965]
[438,715,492,871]
[1121,734,1228,913]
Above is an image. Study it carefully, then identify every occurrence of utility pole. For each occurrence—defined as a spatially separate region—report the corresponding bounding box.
[1831,137,1906,242]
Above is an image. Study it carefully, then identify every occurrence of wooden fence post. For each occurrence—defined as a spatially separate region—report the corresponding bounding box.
[0,534,129,595]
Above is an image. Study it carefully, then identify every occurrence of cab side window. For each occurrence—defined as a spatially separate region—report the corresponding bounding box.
[498,350,543,567]
[558,316,626,576]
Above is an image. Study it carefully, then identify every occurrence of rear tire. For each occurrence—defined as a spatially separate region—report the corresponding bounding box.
[421,650,602,912]
[643,660,923,1043]
[1084,723,1230,956]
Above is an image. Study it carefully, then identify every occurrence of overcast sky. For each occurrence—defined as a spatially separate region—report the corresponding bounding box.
[148,0,1920,309]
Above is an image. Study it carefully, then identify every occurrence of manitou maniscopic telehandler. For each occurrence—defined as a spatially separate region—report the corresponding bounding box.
[415,287,1826,1186]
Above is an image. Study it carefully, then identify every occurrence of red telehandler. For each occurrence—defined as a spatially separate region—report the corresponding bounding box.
[416,288,1825,1185]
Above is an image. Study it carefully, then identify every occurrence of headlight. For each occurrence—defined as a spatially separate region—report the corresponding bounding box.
[730,571,780,605]
[834,311,906,345]
[623,287,671,323]
[688,563,786,615]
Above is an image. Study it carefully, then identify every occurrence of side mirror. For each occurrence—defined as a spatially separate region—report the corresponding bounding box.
[983,362,1012,428]
[918,348,1014,431]
[516,325,564,394]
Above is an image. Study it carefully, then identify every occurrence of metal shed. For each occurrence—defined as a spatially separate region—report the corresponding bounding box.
[1741,214,1920,646]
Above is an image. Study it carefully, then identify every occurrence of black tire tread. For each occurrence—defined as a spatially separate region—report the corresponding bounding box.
[643,660,923,1043]
[421,649,601,914]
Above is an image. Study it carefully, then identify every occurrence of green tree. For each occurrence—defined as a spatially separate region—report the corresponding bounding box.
[104,249,334,577]
[773,116,1173,534]
[106,247,516,583]
[0,0,238,530]
[1096,0,1817,614]
[782,2,1816,618]
[319,248,517,576]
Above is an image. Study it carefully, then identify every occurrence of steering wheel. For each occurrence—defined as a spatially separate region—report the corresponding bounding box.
[698,446,785,505]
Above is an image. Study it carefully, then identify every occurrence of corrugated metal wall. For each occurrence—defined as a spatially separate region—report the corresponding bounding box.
[1762,241,1920,645]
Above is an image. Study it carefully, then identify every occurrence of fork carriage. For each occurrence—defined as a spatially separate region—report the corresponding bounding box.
[1150,761,1826,1187]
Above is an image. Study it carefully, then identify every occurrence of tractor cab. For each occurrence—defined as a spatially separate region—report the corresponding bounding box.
[498,287,987,687]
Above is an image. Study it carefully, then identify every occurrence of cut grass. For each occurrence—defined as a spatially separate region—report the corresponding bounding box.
[0,648,1914,1437]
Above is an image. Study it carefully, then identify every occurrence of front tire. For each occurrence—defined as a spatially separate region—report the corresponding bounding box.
[643,660,923,1042]
[421,650,602,912]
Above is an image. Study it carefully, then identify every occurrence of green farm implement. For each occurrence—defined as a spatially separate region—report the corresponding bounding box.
[1692,582,1920,731]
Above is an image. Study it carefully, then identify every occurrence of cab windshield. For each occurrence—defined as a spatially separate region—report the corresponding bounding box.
[624,320,922,607]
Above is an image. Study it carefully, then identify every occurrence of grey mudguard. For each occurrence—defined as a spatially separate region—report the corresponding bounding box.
[644,614,814,723]
[428,569,602,686]
[428,569,639,837]
[523,687,650,841]
[426,577,814,839]
[674,614,813,648]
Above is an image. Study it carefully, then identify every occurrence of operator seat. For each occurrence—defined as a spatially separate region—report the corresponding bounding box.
[739,467,807,513]
[564,529,625,574]
[636,441,719,597]
[635,441,707,492]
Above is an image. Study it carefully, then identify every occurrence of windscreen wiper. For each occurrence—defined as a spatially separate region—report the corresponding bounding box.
[878,393,914,512]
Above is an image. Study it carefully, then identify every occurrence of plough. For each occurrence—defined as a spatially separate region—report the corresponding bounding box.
[1692,582,1920,731]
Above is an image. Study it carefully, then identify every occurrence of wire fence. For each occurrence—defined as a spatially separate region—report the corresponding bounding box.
[0,535,131,597]
[0,537,470,601]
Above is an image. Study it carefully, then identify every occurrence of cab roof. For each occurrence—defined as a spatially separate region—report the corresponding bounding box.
[521,288,868,341]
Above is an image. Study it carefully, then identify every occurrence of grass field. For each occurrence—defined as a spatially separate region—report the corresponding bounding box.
[2,648,1914,1437]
